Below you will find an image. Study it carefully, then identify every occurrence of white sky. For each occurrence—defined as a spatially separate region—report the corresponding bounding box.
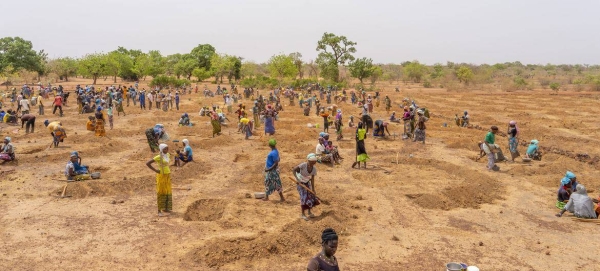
[2,0,600,64]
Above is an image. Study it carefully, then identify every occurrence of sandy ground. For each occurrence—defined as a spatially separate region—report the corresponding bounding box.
[1,78,600,270]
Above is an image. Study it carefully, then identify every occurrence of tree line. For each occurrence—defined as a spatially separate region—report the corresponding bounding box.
[2,34,600,91]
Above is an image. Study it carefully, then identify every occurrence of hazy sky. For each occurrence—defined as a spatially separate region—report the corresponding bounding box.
[2,0,600,64]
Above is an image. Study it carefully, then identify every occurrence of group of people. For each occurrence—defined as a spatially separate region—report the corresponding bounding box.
[555,171,598,219]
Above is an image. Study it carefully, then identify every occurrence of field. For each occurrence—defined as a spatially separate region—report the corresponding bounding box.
[1,78,600,271]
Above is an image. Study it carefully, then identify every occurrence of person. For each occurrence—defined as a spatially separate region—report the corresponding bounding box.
[556,176,573,210]
[373,120,390,137]
[461,111,470,127]
[384,95,391,114]
[320,109,330,133]
[20,114,36,133]
[507,120,519,162]
[145,124,165,152]
[307,228,340,271]
[45,120,66,148]
[526,139,542,160]
[316,136,339,164]
[64,151,89,181]
[179,113,191,126]
[174,139,193,167]
[389,111,400,123]
[86,116,96,131]
[361,103,370,133]
[52,94,63,116]
[303,103,310,116]
[352,122,369,169]
[19,97,30,114]
[240,117,252,139]
[481,126,500,170]
[413,110,428,144]
[556,184,597,219]
[139,90,146,110]
[107,105,114,130]
[94,108,106,137]
[175,91,180,110]
[252,102,260,129]
[293,153,319,221]
[402,106,412,139]
[146,144,173,217]
[334,109,343,140]
[348,116,355,128]
[116,97,125,116]
[263,139,284,202]
[0,137,15,162]
[210,111,221,137]
[264,105,276,135]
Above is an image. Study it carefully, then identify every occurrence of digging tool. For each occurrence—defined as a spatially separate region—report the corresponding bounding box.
[57,184,71,198]
[172,187,191,191]
[287,176,327,204]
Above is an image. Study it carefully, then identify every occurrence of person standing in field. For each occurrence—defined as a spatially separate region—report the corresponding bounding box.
[413,109,428,144]
[147,91,154,110]
[507,120,520,162]
[263,139,284,202]
[175,91,180,111]
[139,90,146,110]
[146,143,173,217]
[20,96,31,115]
[107,105,114,130]
[352,122,369,169]
[384,95,391,114]
[52,94,63,116]
[482,126,500,171]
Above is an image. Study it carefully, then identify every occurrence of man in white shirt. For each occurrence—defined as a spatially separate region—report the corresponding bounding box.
[20,98,31,114]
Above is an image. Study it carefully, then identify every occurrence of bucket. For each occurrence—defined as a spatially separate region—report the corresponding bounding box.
[254,192,266,199]
[446,262,463,271]
[91,172,101,179]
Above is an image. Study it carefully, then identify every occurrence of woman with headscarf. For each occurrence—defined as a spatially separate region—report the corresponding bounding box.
[240,117,252,139]
[293,153,319,220]
[210,111,221,137]
[556,175,573,210]
[373,120,390,137]
[0,137,15,162]
[86,116,96,131]
[65,151,90,181]
[334,109,343,140]
[556,184,597,219]
[94,107,106,137]
[178,113,191,126]
[413,109,428,144]
[366,94,373,113]
[263,105,276,135]
[174,139,193,167]
[146,143,173,217]
[315,133,341,164]
[507,120,519,162]
[352,122,369,169]
[307,228,340,271]
[145,124,165,152]
[402,106,412,139]
[319,109,330,133]
[263,139,284,202]
[526,139,541,160]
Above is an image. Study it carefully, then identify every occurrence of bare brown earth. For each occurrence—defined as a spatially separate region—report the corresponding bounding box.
[1,78,600,270]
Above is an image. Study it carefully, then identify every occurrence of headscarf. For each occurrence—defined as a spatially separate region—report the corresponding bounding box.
[70,151,78,158]
[565,171,576,179]
[182,139,189,146]
[319,132,326,138]
[153,124,165,134]
[268,138,277,147]
[560,177,571,186]
[307,153,318,162]
[158,143,169,163]
[321,228,338,244]
[4,137,11,143]
[530,139,539,145]
[509,120,519,136]
[44,120,49,127]
[574,184,587,196]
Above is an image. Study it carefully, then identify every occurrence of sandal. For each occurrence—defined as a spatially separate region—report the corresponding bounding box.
[301,215,309,221]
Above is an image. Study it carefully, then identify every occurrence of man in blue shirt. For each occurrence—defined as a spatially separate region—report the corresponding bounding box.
[175,92,180,111]
[263,139,284,202]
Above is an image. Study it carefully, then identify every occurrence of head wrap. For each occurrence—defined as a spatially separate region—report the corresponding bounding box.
[574,184,588,196]
[530,139,539,145]
[337,109,341,113]
[44,120,49,126]
[70,151,78,158]
[153,124,165,135]
[319,132,326,138]
[565,171,576,179]
[96,106,103,111]
[182,139,189,146]
[509,120,519,136]
[184,113,188,118]
[321,228,338,244]
[158,143,169,163]
[560,177,570,185]
[268,138,277,147]
[417,109,424,115]
[4,137,11,143]
[307,153,318,162]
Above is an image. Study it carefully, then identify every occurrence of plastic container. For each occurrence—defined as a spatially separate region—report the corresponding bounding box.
[446,263,462,271]
[91,172,101,179]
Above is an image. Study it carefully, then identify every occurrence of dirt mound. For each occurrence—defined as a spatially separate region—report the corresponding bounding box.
[188,214,346,268]
[233,153,249,162]
[183,199,226,221]
[53,176,154,199]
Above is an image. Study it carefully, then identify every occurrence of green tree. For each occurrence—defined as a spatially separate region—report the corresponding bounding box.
[190,44,216,70]
[241,61,260,79]
[369,66,383,85]
[165,54,182,76]
[48,57,78,81]
[315,32,357,82]
[431,63,444,79]
[267,54,298,82]
[146,50,165,78]
[78,53,107,85]
[289,52,304,79]
[456,66,474,84]
[192,67,212,82]
[404,61,427,83]
[0,37,46,75]
[210,54,234,83]
[348,57,375,84]
[174,54,199,80]
[105,52,122,83]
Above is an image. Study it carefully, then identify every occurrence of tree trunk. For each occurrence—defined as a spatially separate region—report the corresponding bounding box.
[93,75,98,85]
[65,75,69,82]
[113,75,117,83]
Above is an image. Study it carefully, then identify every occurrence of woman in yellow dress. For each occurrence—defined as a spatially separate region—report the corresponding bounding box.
[94,108,106,137]
[146,144,173,216]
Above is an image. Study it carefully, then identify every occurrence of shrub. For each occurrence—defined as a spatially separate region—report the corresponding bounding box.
[513,77,527,90]
[423,80,432,88]
[549,82,560,91]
